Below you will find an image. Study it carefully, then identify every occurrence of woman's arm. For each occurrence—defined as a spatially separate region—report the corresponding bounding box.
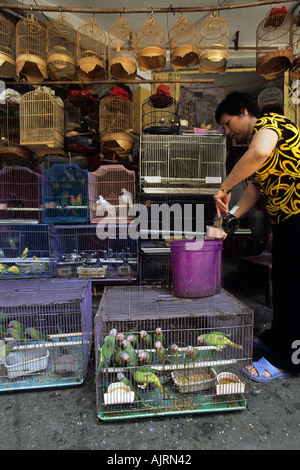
[230,181,261,218]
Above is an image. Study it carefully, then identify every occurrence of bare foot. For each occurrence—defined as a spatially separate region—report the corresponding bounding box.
[245,363,286,378]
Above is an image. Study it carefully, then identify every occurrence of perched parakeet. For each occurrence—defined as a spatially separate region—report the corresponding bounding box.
[140,330,152,349]
[154,340,167,364]
[131,367,170,398]
[21,247,28,259]
[8,320,25,334]
[185,345,199,362]
[138,350,152,365]
[121,339,138,367]
[168,343,180,363]
[76,194,82,206]
[96,328,117,375]
[197,332,243,350]
[116,372,140,401]
[126,333,138,348]
[155,327,164,345]
[116,333,125,347]
[25,327,51,342]
[7,327,25,341]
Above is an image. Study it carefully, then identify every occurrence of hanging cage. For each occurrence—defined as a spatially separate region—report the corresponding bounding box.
[16,14,48,82]
[137,15,166,71]
[0,13,16,78]
[64,89,100,155]
[108,17,137,80]
[77,16,106,81]
[169,14,198,71]
[142,85,179,135]
[290,13,300,80]
[46,13,76,81]
[256,7,293,80]
[198,12,228,74]
[0,89,20,148]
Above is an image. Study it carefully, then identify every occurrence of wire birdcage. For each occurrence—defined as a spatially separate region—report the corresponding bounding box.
[0,279,92,391]
[64,89,100,154]
[290,13,300,80]
[256,7,293,80]
[16,14,48,82]
[88,164,136,223]
[77,16,106,81]
[169,14,198,71]
[0,166,42,222]
[0,91,20,147]
[139,134,226,194]
[99,91,134,158]
[0,223,49,278]
[41,163,89,224]
[19,87,64,153]
[108,17,137,80]
[198,12,228,74]
[137,15,166,71]
[0,13,16,78]
[46,13,76,81]
[48,224,138,281]
[95,286,253,421]
[142,86,179,135]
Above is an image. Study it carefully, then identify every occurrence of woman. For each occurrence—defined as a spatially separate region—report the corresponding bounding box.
[213,91,300,382]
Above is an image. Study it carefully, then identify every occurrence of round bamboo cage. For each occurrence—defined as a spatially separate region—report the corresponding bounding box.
[198,12,228,74]
[0,13,16,78]
[46,13,77,80]
[16,14,48,82]
[99,92,134,158]
[169,14,198,71]
[137,15,166,71]
[108,17,137,80]
[77,16,106,81]
[290,13,300,80]
[256,8,293,80]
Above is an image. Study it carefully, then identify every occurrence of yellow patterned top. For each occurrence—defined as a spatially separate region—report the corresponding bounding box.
[250,113,300,224]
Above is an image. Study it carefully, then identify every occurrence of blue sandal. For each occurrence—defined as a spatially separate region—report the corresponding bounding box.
[253,336,270,353]
[243,356,291,382]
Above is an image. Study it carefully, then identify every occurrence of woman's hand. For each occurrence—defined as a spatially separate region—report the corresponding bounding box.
[213,189,231,218]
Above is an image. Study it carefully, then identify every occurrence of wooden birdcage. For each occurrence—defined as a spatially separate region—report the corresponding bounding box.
[16,14,48,82]
[108,17,137,80]
[198,12,228,74]
[99,89,134,158]
[77,16,106,81]
[137,15,166,71]
[256,7,293,80]
[46,13,76,81]
[0,13,16,78]
[19,88,64,153]
[290,13,300,80]
[0,91,20,148]
[169,14,198,71]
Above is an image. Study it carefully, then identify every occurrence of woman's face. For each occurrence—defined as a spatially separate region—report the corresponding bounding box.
[219,111,254,144]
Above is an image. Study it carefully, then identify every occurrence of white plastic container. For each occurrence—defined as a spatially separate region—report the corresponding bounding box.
[216,372,245,395]
[5,348,49,379]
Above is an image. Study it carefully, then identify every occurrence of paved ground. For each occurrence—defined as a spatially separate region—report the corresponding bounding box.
[1,256,299,451]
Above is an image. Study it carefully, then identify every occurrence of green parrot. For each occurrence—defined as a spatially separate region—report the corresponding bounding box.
[25,327,51,342]
[168,343,180,363]
[185,345,199,362]
[96,328,117,375]
[131,367,170,398]
[116,332,125,347]
[8,320,25,336]
[121,339,138,367]
[140,330,152,349]
[114,347,125,367]
[116,372,140,401]
[7,326,25,341]
[126,333,138,348]
[155,327,164,345]
[138,350,152,365]
[154,340,168,364]
[197,332,243,350]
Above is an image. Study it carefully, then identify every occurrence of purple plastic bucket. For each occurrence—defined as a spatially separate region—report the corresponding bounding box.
[170,239,223,298]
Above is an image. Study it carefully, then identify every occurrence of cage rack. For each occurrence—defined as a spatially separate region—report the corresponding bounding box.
[0,223,50,279]
[0,279,92,391]
[95,286,253,421]
[48,224,138,283]
[139,134,226,194]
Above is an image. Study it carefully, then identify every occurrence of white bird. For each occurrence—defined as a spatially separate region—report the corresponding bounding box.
[121,188,133,207]
[96,195,115,217]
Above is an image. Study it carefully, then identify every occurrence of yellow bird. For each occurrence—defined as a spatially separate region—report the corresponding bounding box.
[7,265,20,274]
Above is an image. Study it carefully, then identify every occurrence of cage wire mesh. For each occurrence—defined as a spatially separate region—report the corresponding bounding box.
[41,163,89,224]
[46,13,77,81]
[19,88,64,153]
[48,224,138,282]
[256,8,293,80]
[95,286,253,420]
[108,17,137,80]
[0,94,20,148]
[77,16,106,81]
[142,86,180,135]
[139,134,226,194]
[137,15,166,72]
[198,12,229,74]
[169,14,199,71]
[290,13,300,80]
[0,279,92,391]
[16,14,48,82]
[0,13,16,78]
[0,166,42,222]
[0,223,49,278]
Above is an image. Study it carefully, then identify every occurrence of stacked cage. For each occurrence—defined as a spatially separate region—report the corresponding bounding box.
[48,224,138,282]
[142,86,179,135]
[0,166,42,222]
[95,286,253,420]
[41,163,89,224]
[0,279,92,391]
[0,13,16,78]
[0,92,20,148]
[0,223,49,279]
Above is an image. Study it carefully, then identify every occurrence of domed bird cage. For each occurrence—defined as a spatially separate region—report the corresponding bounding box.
[256,7,293,80]
[142,84,179,134]
[198,11,228,74]
[169,14,198,71]
[99,87,134,159]
[108,17,137,80]
[16,14,48,82]
[46,13,76,81]
[77,16,106,81]
[0,13,16,78]
[137,15,166,71]
[290,12,300,80]
[64,89,100,155]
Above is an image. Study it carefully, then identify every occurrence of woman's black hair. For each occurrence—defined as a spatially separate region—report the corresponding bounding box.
[215,91,260,124]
